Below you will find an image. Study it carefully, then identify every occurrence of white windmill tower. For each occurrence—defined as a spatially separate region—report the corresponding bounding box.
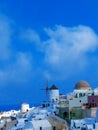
[49,84,59,103]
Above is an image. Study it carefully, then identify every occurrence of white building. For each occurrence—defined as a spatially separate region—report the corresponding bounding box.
[58,81,94,108]
[70,109,98,130]
[21,103,30,112]
[11,118,52,130]
[25,119,52,130]
[59,81,94,108]
[49,84,59,103]
[94,87,98,95]
[11,106,52,130]
[0,110,19,119]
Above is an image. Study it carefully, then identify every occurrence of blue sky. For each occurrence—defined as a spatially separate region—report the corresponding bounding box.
[0,0,98,105]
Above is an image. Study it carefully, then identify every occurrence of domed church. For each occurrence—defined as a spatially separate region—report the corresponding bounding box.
[74,80,91,90]
[67,80,93,108]
[74,80,93,97]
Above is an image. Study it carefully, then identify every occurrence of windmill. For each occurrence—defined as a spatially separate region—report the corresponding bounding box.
[40,80,50,102]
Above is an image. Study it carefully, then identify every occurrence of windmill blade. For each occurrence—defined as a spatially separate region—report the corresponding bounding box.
[40,87,50,91]
[40,88,46,90]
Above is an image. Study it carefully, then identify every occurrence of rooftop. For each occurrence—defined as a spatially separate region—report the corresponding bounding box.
[50,84,58,90]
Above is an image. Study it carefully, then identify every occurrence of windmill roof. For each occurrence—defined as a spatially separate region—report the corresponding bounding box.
[50,84,58,90]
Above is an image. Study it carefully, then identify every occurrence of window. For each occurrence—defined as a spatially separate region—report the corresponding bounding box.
[53,126,56,130]
[15,124,17,126]
[93,124,95,129]
[75,94,78,98]
[81,128,86,130]
[40,127,42,130]
[83,93,85,96]
[63,112,68,118]
[79,93,82,97]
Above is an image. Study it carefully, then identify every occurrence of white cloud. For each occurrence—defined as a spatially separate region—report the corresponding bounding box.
[0,15,12,60]
[20,29,40,44]
[0,15,98,84]
[9,52,33,82]
[42,25,98,80]
[0,14,34,86]
[0,52,33,85]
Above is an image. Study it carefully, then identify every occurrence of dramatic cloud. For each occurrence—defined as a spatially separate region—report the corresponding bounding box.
[42,25,98,80]
[18,25,98,81]
[0,13,98,87]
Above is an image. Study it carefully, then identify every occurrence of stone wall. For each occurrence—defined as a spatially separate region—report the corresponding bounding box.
[49,115,68,130]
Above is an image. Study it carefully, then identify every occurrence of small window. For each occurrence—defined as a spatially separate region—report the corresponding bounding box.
[79,100,81,103]
[15,124,17,126]
[79,93,82,97]
[83,93,85,96]
[53,126,56,130]
[93,124,95,129]
[40,127,42,130]
[75,94,78,98]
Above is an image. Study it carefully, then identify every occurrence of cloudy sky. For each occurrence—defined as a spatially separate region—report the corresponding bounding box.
[0,0,98,105]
